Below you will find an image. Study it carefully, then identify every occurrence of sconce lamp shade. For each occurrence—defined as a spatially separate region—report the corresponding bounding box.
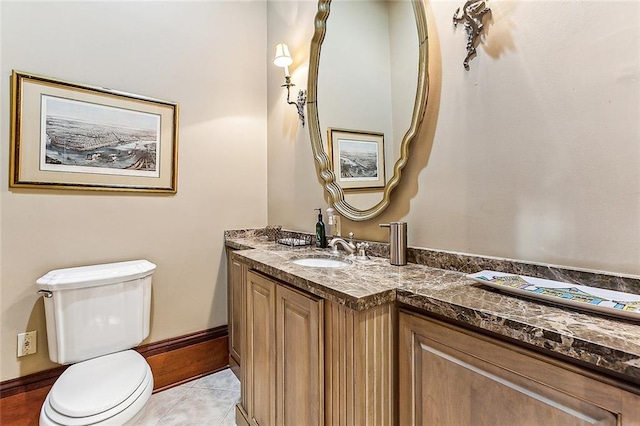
[273,42,306,126]
[273,43,293,67]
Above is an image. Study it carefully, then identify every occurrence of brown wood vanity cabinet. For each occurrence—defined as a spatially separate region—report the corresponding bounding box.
[229,249,639,426]
[230,253,395,426]
[398,310,640,426]
[237,269,323,426]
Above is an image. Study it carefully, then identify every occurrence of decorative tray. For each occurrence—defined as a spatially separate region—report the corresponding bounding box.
[274,229,312,247]
[467,270,640,321]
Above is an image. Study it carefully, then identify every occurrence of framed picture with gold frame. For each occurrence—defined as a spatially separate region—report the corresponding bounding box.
[327,128,385,190]
[10,70,179,193]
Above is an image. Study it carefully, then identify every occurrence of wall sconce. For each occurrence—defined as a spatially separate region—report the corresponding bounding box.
[274,43,307,126]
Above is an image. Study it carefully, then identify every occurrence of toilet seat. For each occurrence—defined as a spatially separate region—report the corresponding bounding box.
[40,350,153,426]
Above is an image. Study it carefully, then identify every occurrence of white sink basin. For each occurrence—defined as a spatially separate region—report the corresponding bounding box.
[291,257,350,268]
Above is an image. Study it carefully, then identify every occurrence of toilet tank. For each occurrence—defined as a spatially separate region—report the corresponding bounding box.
[37,260,156,364]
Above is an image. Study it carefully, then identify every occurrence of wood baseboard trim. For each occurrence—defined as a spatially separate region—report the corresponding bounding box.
[136,325,228,358]
[0,365,67,399]
[1,326,228,425]
[141,325,229,392]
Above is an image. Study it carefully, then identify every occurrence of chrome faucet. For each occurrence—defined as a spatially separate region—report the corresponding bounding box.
[328,232,356,255]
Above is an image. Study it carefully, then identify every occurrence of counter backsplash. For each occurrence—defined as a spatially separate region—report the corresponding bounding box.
[225,228,640,295]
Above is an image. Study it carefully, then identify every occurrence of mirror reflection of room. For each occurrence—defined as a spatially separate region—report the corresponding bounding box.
[307,0,429,221]
[318,0,419,211]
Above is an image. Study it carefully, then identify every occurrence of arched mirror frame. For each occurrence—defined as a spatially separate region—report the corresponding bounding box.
[307,0,429,221]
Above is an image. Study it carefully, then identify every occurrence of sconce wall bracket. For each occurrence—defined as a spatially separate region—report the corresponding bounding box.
[282,76,307,126]
[453,0,491,70]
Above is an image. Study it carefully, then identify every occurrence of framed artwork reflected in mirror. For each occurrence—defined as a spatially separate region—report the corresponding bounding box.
[328,128,385,191]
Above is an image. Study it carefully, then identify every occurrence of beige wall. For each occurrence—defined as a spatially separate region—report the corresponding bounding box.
[267,1,324,227]
[267,0,640,277]
[1,1,268,381]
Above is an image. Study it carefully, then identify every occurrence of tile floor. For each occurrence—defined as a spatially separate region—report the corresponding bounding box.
[132,368,240,425]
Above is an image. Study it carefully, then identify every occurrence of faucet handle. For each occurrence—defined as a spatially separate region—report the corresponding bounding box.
[356,242,369,260]
[348,232,354,243]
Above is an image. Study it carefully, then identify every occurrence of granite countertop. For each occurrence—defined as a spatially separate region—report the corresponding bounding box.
[225,230,640,385]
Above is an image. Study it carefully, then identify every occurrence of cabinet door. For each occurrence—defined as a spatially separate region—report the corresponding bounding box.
[245,271,276,426]
[227,250,246,378]
[399,311,639,426]
[276,284,323,426]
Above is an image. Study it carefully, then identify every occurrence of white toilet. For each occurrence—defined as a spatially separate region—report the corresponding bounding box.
[36,260,156,426]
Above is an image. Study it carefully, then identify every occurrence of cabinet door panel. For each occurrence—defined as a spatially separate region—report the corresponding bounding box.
[246,271,276,426]
[276,284,323,426]
[414,338,614,425]
[228,252,246,375]
[398,312,633,426]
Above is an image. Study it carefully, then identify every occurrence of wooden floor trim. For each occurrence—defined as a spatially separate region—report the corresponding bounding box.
[136,325,228,358]
[142,326,229,392]
[1,326,229,426]
[0,365,67,399]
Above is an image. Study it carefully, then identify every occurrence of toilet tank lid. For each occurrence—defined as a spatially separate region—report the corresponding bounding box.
[37,260,156,291]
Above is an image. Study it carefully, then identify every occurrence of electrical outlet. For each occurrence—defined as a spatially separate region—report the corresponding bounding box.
[17,331,37,357]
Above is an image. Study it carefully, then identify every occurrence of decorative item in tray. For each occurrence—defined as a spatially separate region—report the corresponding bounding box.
[467,270,640,321]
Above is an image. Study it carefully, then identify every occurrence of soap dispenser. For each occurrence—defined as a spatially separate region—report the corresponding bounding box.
[379,222,407,266]
[326,207,341,237]
[315,208,327,248]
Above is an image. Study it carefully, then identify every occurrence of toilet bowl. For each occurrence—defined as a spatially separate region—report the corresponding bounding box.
[40,350,153,426]
[37,260,156,426]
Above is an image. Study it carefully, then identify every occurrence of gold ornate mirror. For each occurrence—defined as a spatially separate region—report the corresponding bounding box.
[307,0,429,221]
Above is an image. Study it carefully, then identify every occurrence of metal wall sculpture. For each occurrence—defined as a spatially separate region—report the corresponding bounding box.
[453,1,491,70]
